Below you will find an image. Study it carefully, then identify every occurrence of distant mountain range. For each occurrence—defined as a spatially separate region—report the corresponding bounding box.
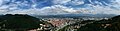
[32,14,117,18]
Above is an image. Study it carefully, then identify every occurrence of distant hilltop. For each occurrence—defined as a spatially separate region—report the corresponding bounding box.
[0,14,43,31]
[4,14,28,15]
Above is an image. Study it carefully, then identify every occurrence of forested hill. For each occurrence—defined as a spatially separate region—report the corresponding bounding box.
[77,15,120,31]
[0,14,43,31]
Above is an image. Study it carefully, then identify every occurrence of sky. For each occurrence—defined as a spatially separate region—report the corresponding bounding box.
[0,0,120,15]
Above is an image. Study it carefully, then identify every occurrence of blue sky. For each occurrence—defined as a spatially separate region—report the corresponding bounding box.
[0,0,120,15]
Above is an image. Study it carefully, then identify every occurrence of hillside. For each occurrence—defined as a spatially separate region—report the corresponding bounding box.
[0,14,43,31]
[58,15,120,31]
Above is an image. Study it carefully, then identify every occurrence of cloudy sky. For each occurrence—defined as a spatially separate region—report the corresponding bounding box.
[0,0,120,15]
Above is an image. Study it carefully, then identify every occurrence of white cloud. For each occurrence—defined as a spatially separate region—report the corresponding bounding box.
[71,0,84,5]
[2,5,81,15]
[0,0,120,15]
[53,0,71,4]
